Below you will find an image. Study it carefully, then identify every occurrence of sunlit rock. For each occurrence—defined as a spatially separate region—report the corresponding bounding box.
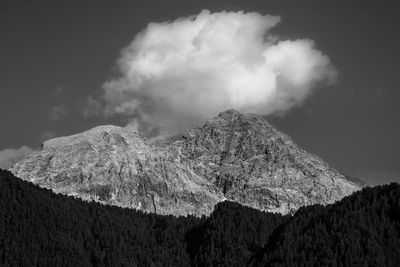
[12,110,362,216]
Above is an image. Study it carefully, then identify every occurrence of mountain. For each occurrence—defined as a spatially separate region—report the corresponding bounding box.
[11,109,361,216]
[11,125,222,216]
[1,169,399,266]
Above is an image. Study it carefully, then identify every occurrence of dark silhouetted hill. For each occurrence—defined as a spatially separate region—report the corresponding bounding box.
[0,169,399,266]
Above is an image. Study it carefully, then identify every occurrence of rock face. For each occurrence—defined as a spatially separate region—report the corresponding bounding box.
[11,110,362,215]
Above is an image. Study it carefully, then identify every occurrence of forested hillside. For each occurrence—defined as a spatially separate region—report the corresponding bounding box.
[255,183,400,266]
[0,169,399,266]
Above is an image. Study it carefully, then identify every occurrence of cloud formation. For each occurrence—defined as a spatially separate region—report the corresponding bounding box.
[98,10,337,137]
[0,146,34,169]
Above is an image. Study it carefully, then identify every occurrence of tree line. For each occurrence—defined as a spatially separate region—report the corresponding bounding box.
[0,169,399,266]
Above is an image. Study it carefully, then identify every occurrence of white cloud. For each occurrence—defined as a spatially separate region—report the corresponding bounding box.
[96,10,337,137]
[0,146,35,170]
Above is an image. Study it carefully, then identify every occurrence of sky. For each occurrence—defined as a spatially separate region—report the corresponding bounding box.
[0,0,399,185]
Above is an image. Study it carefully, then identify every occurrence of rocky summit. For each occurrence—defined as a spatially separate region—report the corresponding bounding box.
[11,110,362,216]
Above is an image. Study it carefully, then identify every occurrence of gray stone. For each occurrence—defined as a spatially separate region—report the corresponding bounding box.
[11,110,362,216]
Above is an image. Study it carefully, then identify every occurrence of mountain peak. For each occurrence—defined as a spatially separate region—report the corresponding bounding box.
[217,109,242,120]
[12,110,361,216]
[215,109,273,128]
[198,109,287,145]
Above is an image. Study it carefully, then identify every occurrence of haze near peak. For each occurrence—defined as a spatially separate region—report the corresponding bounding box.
[89,9,336,137]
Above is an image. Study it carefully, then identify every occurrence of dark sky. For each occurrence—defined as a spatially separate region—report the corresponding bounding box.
[0,0,399,185]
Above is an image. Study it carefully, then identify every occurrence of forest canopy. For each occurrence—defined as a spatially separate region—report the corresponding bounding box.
[0,169,399,266]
